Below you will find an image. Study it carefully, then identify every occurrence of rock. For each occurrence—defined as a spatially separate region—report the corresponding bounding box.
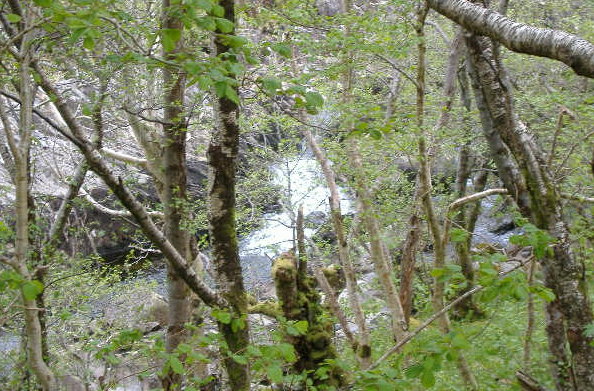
[59,375,86,391]
[489,216,517,235]
[304,211,327,228]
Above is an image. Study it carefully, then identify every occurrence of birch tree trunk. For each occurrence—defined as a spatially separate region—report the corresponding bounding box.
[0,16,56,388]
[427,0,594,77]
[463,20,594,390]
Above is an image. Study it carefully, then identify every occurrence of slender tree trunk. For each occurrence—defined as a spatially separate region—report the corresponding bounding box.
[349,146,408,341]
[451,146,484,318]
[302,129,371,367]
[209,1,250,389]
[399,201,420,324]
[160,1,195,389]
[0,20,57,389]
[523,256,536,369]
[415,5,477,388]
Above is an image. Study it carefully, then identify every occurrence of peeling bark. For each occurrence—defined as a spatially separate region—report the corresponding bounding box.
[428,0,594,77]
[464,14,594,388]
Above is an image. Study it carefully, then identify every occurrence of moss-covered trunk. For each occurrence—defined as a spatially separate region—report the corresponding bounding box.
[272,252,345,388]
[208,1,250,389]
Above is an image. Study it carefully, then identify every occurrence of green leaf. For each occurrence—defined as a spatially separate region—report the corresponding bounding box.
[271,43,292,58]
[211,308,232,324]
[231,316,245,333]
[161,28,182,52]
[221,35,248,48]
[530,285,556,302]
[266,364,283,383]
[224,84,239,104]
[293,320,309,334]
[196,16,216,31]
[231,354,248,365]
[286,85,306,95]
[215,18,234,33]
[276,343,297,362]
[169,356,184,374]
[33,0,52,7]
[194,0,213,12]
[83,35,95,50]
[6,14,21,23]
[305,91,324,108]
[261,77,282,95]
[196,75,212,90]
[176,343,192,354]
[420,370,436,388]
[450,228,470,243]
[22,280,43,300]
[451,333,470,349]
[405,363,423,378]
[211,4,225,17]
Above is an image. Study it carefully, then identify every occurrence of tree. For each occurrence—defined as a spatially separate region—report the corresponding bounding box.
[463,12,594,391]
[428,0,594,77]
[208,1,251,389]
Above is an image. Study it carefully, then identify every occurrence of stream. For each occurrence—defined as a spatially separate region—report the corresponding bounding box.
[0,152,520,386]
[239,152,353,295]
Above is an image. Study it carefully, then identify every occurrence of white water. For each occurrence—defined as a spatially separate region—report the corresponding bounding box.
[241,153,352,256]
[239,152,353,291]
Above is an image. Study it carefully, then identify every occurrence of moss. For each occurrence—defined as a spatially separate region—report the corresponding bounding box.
[248,300,282,319]
[271,252,346,387]
[272,254,297,282]
[322,264,346,293]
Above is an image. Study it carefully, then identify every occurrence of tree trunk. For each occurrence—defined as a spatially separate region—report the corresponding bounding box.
[0,20,57,388]
[160,1,195,388]
[209,1,250,389]
[302,129,371,367]
[464,24,594,390]
[349,145,408,342]
[451,146,485,319]
[415,7,477,388]
[272,251,345,388]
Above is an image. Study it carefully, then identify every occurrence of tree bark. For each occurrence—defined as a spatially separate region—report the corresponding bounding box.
[0,18,57,388]
[160,1,196,388]
[427,0,594,77]
[464,21,594,390]
[209,1,250,389]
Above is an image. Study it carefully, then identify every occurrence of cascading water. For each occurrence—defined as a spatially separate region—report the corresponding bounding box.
[239,150,353,295]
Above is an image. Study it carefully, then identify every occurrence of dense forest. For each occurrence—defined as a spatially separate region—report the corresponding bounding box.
[0,0,593,390]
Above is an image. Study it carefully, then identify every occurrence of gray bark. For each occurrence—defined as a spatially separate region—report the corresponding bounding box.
[160,1,195,389]
[428,0,594,77]
[464,25,594,391]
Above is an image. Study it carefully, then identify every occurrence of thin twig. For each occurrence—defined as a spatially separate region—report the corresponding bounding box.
[368,260,528,370]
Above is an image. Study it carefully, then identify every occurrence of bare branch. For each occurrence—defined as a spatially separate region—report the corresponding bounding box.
[80,189,163,218]
[100,148,148,168]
